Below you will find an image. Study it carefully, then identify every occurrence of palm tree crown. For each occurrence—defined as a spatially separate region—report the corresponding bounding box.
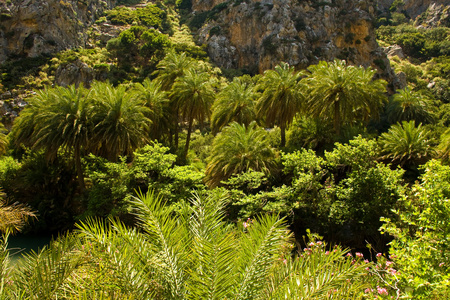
[304,59,387,135]
[256,62,304,147]
[13,85,92,189]
[133,78,170,141]
[211,75,259,135]
[205,121,276,187]
[153,51,194,91]
[90,81,152,161]
[386,87,435,124]
[379,120,435,167]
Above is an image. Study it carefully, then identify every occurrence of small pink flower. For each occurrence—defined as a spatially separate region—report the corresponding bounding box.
[364,288,373,294]
[283,259,287,265]
[317,241,323,246]
[309,242,315,246]
[325,251,330,255]
[389,268,397,275]
[376,253,382,258]
[346,253,353,257]
[439,262,445,267]
[243,222,248,228]
[364,259,369,263]
[356,252,364,258]
[377,286,388,295]
[386,261,393,267]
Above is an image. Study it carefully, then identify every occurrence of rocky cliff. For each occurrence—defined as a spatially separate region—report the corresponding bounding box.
[377,0,450,27]
[194,0,396,83]
[0,0,114,63]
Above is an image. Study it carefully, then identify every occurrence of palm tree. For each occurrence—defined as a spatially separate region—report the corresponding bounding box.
[153,51,194,91]
[133,78,170,141]
[378,120,435,167]
[1,191,371,299]
[256,62,304,147]
[153,51,195,148]
[386,87,436,124]
[304,59,387,136]
[90,81,152,161]
[211,75,259,135]
[171,68,215,159]
[205,121,276,187]
[13,85,92,190]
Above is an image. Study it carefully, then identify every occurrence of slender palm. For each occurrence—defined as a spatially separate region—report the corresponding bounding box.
[171,68,215,159]
[133,78,170,141]
[256,62,304,147]
[379,121,434,167]
[211,75,259,135]
[154,51,195,148]
[386,87,435,124]
[205,121,276,187]
[13,85,92,190]
[304,59,387,135]
[90,81,151,161]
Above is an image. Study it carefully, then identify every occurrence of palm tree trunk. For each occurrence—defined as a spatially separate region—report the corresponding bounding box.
[174,107,179,150]
[74,147,85,192]
[280,124,286,147]
[184,118,193,160]
[334,99,341,136]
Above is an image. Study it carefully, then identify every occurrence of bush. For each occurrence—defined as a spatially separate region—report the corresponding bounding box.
[380,160,450,299]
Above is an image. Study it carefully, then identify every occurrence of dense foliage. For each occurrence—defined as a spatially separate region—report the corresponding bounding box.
[0,2,449,297]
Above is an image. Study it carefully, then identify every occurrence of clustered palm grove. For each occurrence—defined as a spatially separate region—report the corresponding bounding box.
[0,13,449,300]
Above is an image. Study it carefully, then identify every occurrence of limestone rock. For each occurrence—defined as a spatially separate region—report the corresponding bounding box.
[0,0,114,64]
[196,0,396,84]
[55,59,95,88]
[376,0,450,26]
[384,45,405,59]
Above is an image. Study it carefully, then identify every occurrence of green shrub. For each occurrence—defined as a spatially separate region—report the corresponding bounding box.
[380,160,450,299]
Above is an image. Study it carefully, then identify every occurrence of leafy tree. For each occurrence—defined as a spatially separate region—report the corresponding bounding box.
[281,137,404,248]
[90,81,151,161]
[205,121,276,187]
[386,87,435,124]
[380,160,450,299]
[106,26,171,68]
[211,75,259,134]
[304,59,387,136]
[256,62,304,147]
[171,68,215,159]
[378,121,435,167]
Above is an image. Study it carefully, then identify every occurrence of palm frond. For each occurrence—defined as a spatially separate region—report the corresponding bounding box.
[234,214,290,300]
[129,191,188,298]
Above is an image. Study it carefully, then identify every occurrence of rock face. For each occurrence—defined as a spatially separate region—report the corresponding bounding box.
[195,0,395,83]
[377,0,450,26]
[0,0,114,64]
